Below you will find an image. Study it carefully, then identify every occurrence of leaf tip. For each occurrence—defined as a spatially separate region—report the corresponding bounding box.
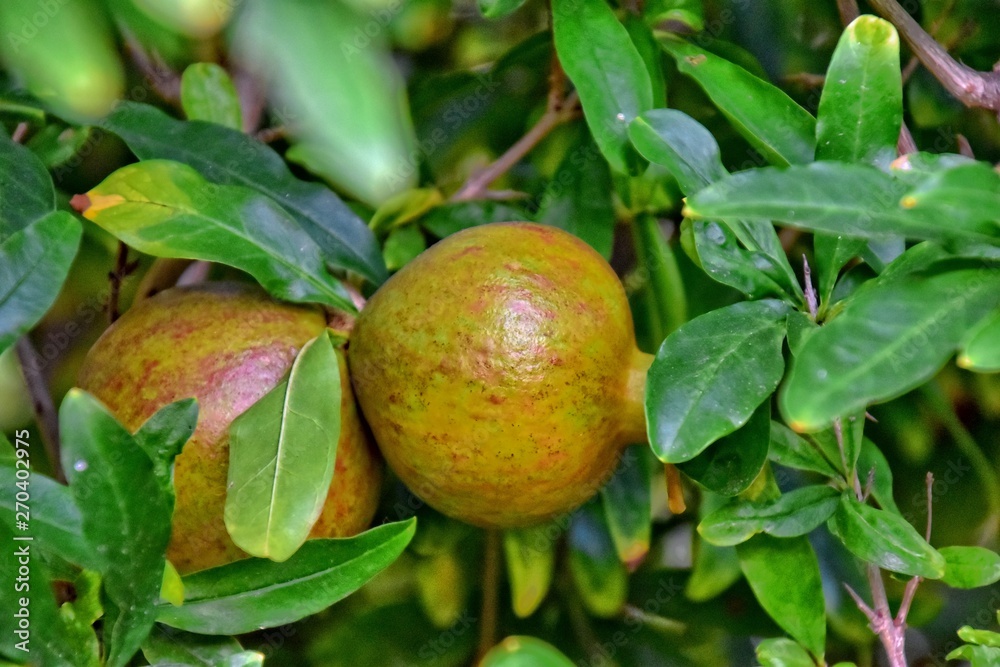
[74,193,127,220]
[900,195,918,209]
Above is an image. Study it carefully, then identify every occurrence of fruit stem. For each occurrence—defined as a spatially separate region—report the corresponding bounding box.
[476,528,501,660]
[621,349,654,446]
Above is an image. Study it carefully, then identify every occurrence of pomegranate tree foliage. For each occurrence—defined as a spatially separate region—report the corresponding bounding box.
[1,0,1000,665]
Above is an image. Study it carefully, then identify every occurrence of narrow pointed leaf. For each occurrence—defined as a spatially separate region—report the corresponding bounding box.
[781,268,1000,431]
[134,398,199,492]
[0,211,82,355]
[658,38,815,166]
[180,63,243,130]
[856,438,899,514]
[601,449,652,566]
[646,299,789,462]
[828,493,945,578]
[628,110,800,298]
[699,485,840,547]
[61,390,174,667]
[77,160,355,311]
[568,500,628,617]
[226,331,342,562]
[684,162,1000,244]
[815,16,901,167]
[553,0,653,175]
[155,519,416,635]
[768,421,839,478]
[814,16,902,301]
[503,524,557,618]
[737,535,826,658]
[100,102,387,285]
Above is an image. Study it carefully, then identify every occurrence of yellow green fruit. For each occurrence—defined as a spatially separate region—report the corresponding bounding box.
[349,223,652,528]
[77,282,382,573]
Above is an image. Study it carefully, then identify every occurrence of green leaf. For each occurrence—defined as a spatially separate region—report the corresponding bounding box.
[26,123,94,169]
[383,224,428,272]
[625,15,667,109]
[684,219,797,302]
[226,331,342,562]
[0,460,94,568]
[0,521,89,665]
[628,110,725,194]
[479,636,575,667]
[781,267,1000,431]
[644,0,703,31]
[856,439,899,514]
[142,626,251,666]
[537,136,615,259]
[945,644,1000,665]
[737,535,826,658]
[100,102,387,285]
[632,212,687,340]
[686,492,743,601]
[815,16,901,168]
[503,524,557,618]
[678,401,770,496]
[699,485,840,547]
[478,0,527,19]
[235,0,417,206]
[156,519,416,635]
[646,299,789,462]
[755,638,815,667]
[768,421,839,478]
[79,160,355,311]
[60,389,174,667]
[0,211,82,356]
[0,0,124,120]
[684,162,1000,245]
[180,63,243,130]
[827,493,945,579]
[601,449,652,567]
[901,162,1000,229]
[657,38,815,166]
[938,546,1000,589]
[420,201,527,239]
[134,398,199,492]
[813,16,902,302]
[958,626,1000,648]
[628,110,800,299]
[568,499,628,618]
[0,135,55,238]
[552,0,653,175]
[960,309,1000,372]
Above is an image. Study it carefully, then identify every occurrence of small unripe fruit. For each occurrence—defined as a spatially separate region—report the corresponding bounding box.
[78,282,382,573]
[349,223,652,528]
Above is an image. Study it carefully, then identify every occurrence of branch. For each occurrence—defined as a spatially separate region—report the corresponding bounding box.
[476,529,501,660]
[451,91,580,202]
[868,0,1000,110]
[15,338,64,484]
